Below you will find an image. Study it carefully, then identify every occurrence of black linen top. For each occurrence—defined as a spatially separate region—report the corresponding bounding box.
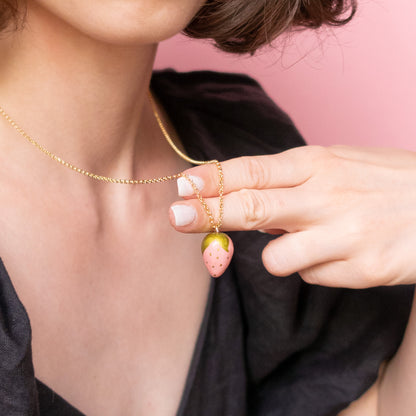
[0,69,414,416]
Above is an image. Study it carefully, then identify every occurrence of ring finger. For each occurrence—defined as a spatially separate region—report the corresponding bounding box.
[262,226,348,277]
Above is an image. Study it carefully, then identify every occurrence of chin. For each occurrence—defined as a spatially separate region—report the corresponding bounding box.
[28,0,205,46]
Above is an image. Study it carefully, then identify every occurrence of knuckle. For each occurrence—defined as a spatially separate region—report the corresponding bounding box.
[305,144,329,159]
[306,144,325,153]
[242,156,269,189]
[290,145,335,178]
[342,214,367,253]
[309,145,337,168]
[236,188,268,229]
[329,144,350,153]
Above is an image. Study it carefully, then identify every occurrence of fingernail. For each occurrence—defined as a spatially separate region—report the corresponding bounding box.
[258,229,267,233]
[170,205,197,226]
[177,175,204,197]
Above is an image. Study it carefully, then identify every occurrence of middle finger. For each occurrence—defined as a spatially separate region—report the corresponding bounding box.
[169,186,318,233]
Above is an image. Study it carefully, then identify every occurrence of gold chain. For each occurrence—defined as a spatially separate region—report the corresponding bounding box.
[0,90,224,232]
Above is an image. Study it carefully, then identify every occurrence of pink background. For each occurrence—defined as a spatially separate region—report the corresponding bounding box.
[155,0,415,150]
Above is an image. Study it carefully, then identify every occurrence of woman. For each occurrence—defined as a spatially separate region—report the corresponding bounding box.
[0,0,413,415]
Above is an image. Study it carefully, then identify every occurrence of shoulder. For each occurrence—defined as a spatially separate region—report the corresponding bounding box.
[151,68,266,97]
[151,68,306,159]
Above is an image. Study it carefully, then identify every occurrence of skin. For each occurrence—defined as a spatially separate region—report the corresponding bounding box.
[171,145,416,414]
[0,0,210,415]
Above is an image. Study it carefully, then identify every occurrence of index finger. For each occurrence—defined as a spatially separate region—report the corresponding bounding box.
[177,145,323,198]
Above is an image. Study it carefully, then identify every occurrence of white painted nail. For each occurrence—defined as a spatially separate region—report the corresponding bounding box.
[258,229,267,233]
[177,175,205,197]
[171,205,197,226]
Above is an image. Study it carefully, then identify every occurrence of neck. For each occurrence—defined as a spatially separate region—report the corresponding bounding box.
[0,2,171,187]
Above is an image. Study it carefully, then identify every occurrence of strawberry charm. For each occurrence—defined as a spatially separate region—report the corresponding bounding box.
[201,232,234,278]
[180,162,232,278]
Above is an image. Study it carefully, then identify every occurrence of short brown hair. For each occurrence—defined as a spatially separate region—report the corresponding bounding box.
[0,0,356,54]
[185,0,357,54]
[0,0,21,32]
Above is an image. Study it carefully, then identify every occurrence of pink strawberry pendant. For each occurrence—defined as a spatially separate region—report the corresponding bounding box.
[201,232,234,278]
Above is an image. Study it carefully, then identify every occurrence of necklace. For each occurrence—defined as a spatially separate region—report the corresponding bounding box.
[0,91,234,278]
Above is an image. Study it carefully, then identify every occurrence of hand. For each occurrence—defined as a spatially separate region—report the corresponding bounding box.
[169,145,416,288]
